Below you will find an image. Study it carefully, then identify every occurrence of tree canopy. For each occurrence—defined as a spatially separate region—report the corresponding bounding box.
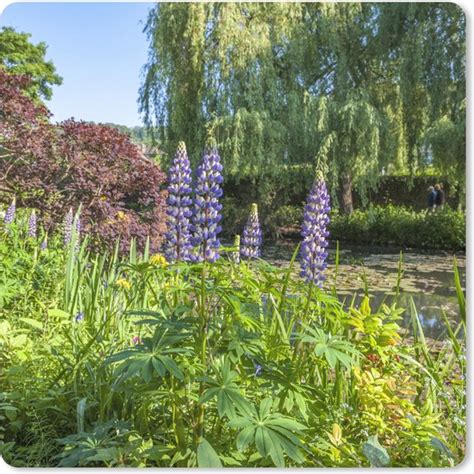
[0,70,167,253]
[139,2,465,212]
[0,26,63,101]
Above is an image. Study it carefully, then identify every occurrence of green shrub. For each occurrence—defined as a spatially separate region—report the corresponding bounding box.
[330,205,465,251]
[267,205,303,238]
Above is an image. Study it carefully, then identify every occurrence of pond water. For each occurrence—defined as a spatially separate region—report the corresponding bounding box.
[261,241,466,340]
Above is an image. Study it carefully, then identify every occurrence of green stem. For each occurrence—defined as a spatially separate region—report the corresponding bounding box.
[292,281,314,364]
[195,263,208,442]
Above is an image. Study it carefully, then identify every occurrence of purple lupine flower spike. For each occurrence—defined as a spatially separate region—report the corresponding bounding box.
[300,171,330,287]
[75,216,81,252]
[3,198,16,225]
[164,142,193,262]
[191,148,223,263]
[63,208,73,245]
[240,203,262,259]
[40,234,48,251]
[28,210,37,238]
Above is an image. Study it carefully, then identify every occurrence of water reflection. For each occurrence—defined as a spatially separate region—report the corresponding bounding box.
[338,291,460,340]
[260,240,465,340]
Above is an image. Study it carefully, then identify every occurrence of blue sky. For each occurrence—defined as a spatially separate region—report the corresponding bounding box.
[0,2,155,126]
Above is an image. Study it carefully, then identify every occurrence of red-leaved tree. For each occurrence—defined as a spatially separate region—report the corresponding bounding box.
[0,69,167,252]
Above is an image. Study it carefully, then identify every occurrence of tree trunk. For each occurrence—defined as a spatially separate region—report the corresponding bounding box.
[341,172,354,215]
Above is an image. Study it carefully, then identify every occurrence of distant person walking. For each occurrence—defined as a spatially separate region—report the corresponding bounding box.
[434,183,445,210]
[427,185,437,211]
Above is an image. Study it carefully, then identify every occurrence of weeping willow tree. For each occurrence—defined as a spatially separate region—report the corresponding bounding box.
[139,2,465,213]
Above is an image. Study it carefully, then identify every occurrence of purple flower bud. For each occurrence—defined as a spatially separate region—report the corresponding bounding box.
[241,203,262,259]
[63,208,73,245]
[191,149,223,263]
[3,198,16,225]
[74,311,84,322]
[300,173,330,287]
[40,234,48,251]
[164,142,193,262]
[28,210,37,238]
[232,234,241,263]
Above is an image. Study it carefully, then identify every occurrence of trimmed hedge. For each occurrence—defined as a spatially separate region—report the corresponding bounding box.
[330,205,465,251]
[223,201,465,251]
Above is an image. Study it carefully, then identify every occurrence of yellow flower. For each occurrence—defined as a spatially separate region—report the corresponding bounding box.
[100,195,107,201]
[150,254,168,267]
[116,210,126,221]
[116,278,131,290]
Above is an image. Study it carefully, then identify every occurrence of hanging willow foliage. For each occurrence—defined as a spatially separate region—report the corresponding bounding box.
[139,2,465,212]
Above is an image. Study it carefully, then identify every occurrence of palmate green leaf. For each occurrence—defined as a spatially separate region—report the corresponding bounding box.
[199,358,253,418]
[229,397,306,467]
[197,438,222,467]
[300,326,360,369]
[236,425,256,451]
[105,327,187,382]
[256,426,285,467]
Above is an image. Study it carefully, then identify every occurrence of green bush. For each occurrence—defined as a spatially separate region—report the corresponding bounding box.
[267,205,303,238]
[330,205,465,251]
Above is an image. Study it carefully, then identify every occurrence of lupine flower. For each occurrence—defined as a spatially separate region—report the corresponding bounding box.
[300,172,330,287]
[254,363,263,377]
[63,208,73,245]
[191,149,223,263]
[132,335,141,345]
[74,312,84,322]
[40,233,48,251]
[240,203,262,259]
[3,198,16,225]
[75,217,81,251]
[232,234,241,263]
[164,142,193,262]
[28,210,37,238]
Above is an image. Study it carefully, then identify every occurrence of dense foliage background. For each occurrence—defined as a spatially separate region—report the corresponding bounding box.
[140,2,465,215]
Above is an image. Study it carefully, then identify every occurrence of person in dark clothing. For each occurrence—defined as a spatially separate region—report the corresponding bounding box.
[427,186,437,210]
[434,183,445,209]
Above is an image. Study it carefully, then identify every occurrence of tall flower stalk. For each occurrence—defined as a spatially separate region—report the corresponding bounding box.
[191,149,223,263]
[74,216,81,252]
[63,208,73,245]
[232,234,241,263]
[240,203,262,259]
[40,233,48,251]
[300,172,330,287]
[3,198,16,225]
[28,210,37,238]
[164,142,193,262]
